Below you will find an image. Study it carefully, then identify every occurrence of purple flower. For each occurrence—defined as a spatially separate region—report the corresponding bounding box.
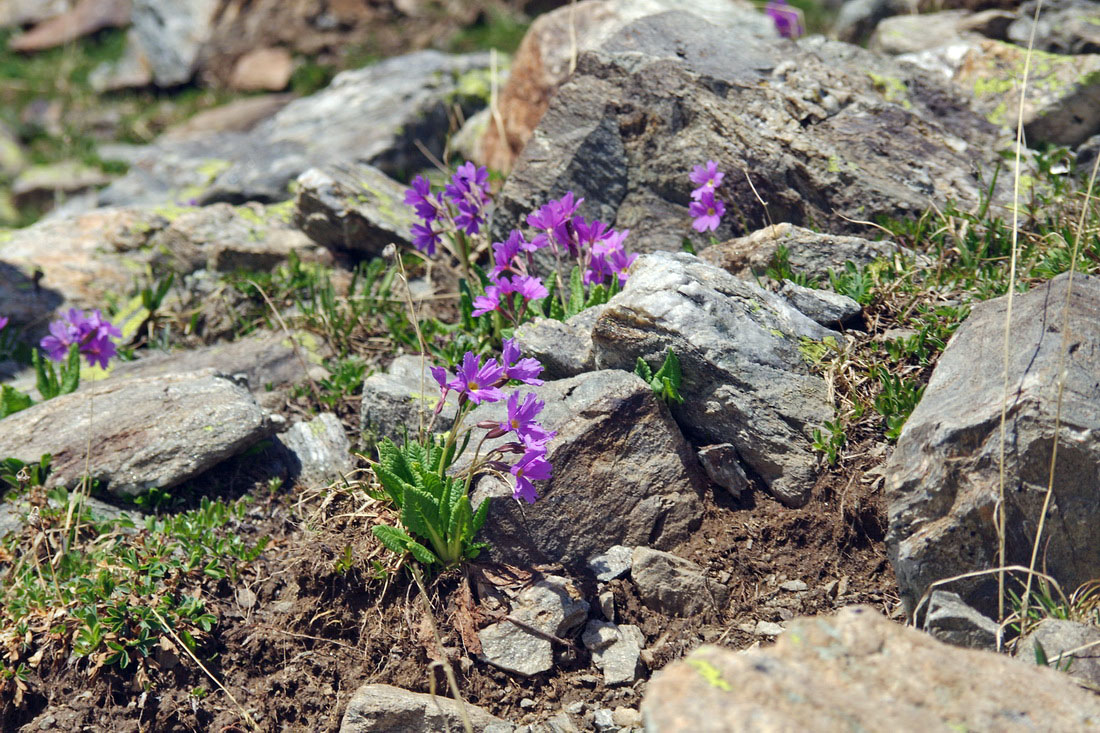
[689,190,725,232]
[607,246,638,286]
[765,0,804,39]
[451,352,505,404]
[690,161,724,200]
[445,162,490,235]
[411,221,442,256]
[491,230,527,277]
[527,193,583,251]
[404,175,441,221]
[471,284,503,317]
[500,391,553,446]
[500,338,543,385]
[0,316,8,331]
[40,308,121,368]
[511,448,552,503]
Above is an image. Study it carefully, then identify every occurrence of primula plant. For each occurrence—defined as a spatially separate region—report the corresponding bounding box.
[689,160,727,235]
[371,339,553,570]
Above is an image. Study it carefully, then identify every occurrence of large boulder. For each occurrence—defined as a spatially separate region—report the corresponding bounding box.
[886,273,1100,616]
[491,10,1009,250]
[98,51,494,207]
[591,252,836,507]
[479,0,775,172]
[467,369,706,567]
[900,38,1100,146]
[0,370,278,497]
[641,606,1100,732]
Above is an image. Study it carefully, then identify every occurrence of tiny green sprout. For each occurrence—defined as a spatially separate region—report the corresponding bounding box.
[634,348,685,405]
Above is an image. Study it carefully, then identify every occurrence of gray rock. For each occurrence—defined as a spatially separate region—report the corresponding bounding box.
[583,621,644,686]
[1078,133,1100,174]
[466,370,706,567]
[870,10,975,55]
[0,0,70,30]
[587,545,634,582]
[923,590,1000,650]
[1007,0,1100,55]
[491,10,1010,249]
[280,412,354,487]
[887,273,1100,617]
[696,444,750,500]
[642,606,1100,732]
[779,280,862,327]
[592,708,616,732]
[1015,619,1100,688]
[99,51,493,207]
[831,0,914,45]
[754,620,786,636]
[479,575,589,677]
[699,223,916,283]
[339,683,510,733]
[295,163,415,256]
[360,355,459,443]
[591,252,836,507]
[631,547,728,616]
[0,370,277,497]
[900,38,1100,147]
[513,306,604,380]
[130,0,220,86]
[89,28,154,93]
[598,590,616,622]
[780,580,809,592]
[11,160,111,208]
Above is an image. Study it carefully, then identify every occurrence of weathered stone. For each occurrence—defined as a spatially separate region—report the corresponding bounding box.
[587,545,634,583]
[696,444,749,500]
[1015,619,1100,689]
[870,10,978,55]
[582,621,643,686]
[11,161,112,208]
[8,0,130,52]
[99,51,493,207]
[643,606,1100,732]
[779,280,862,327]
[900,38,1100,146]
[359,355,459,444]
[295,163,414,255]
[228,47,293,92]
[279,412,354,487]
[467,369,706,567]
[492,12,1008,253]
[102,330,329,410]
[923,590,1000,650]
[479,0,775,172]
[704,224,913,284]
[886,273,1100,617]
[1007,0,1100,55]
[831,0,914,45]
[631,547,727,616]
[161,95,294,141]
[479,575,589,677]
[1078,133,1100,173]
[88,28,153,93]
[0,0,70,30]
[130,0,220,86]
[591,252,836,507]
[0,370,278,497]
[512,306,603,380]
[339,683,510,733]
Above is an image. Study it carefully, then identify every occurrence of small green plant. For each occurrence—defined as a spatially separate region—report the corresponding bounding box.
[0,454,51,494]
[872,367,925,442]
[371,435,490,569]
[32,343,81,400]
[765,245,820,289]
[0,385,33,419]
[812,419,847,466]
[828,261,876,305]
[634,349,685,405]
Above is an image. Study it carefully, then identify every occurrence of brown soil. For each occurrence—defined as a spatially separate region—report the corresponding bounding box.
[6,433,896,733]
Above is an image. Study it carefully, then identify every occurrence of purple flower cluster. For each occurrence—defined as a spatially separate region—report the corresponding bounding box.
[404,161,491,256]
[0,316,8,332]
[765,0,804,40]
[688,161,726,233]
[40,308,121,369]
[431,339,554,503]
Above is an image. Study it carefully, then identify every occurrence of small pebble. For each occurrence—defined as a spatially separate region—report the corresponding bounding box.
[780,579,808,592]
[520,697,536,709]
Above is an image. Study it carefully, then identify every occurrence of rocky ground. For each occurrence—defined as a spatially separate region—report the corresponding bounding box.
[2,0,1100,731]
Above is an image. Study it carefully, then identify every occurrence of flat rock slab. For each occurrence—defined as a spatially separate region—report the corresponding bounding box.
[0,369,277,497]
[98,51,493,207]
[468,369,705,567]
[642,606,1100,732]
[631,547,728,616]
[280,412,355,488]
[886,273,1100,616]
[491,11,1009,250]
[592,252,836,507]
[295,163,415,256]
[340,683,511,733]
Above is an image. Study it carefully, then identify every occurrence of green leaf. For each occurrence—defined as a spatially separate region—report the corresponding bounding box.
[0,385,33,419]
[448,495,472,543]
[406,539,439,565]
[33,348,59,400]
[372,463,408,507]
[373,524,413,554]
[471,497,490,534]
[59,344,81,395]
[566,266,585,318]
[634,357,653,383]
[402,486,441,545]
